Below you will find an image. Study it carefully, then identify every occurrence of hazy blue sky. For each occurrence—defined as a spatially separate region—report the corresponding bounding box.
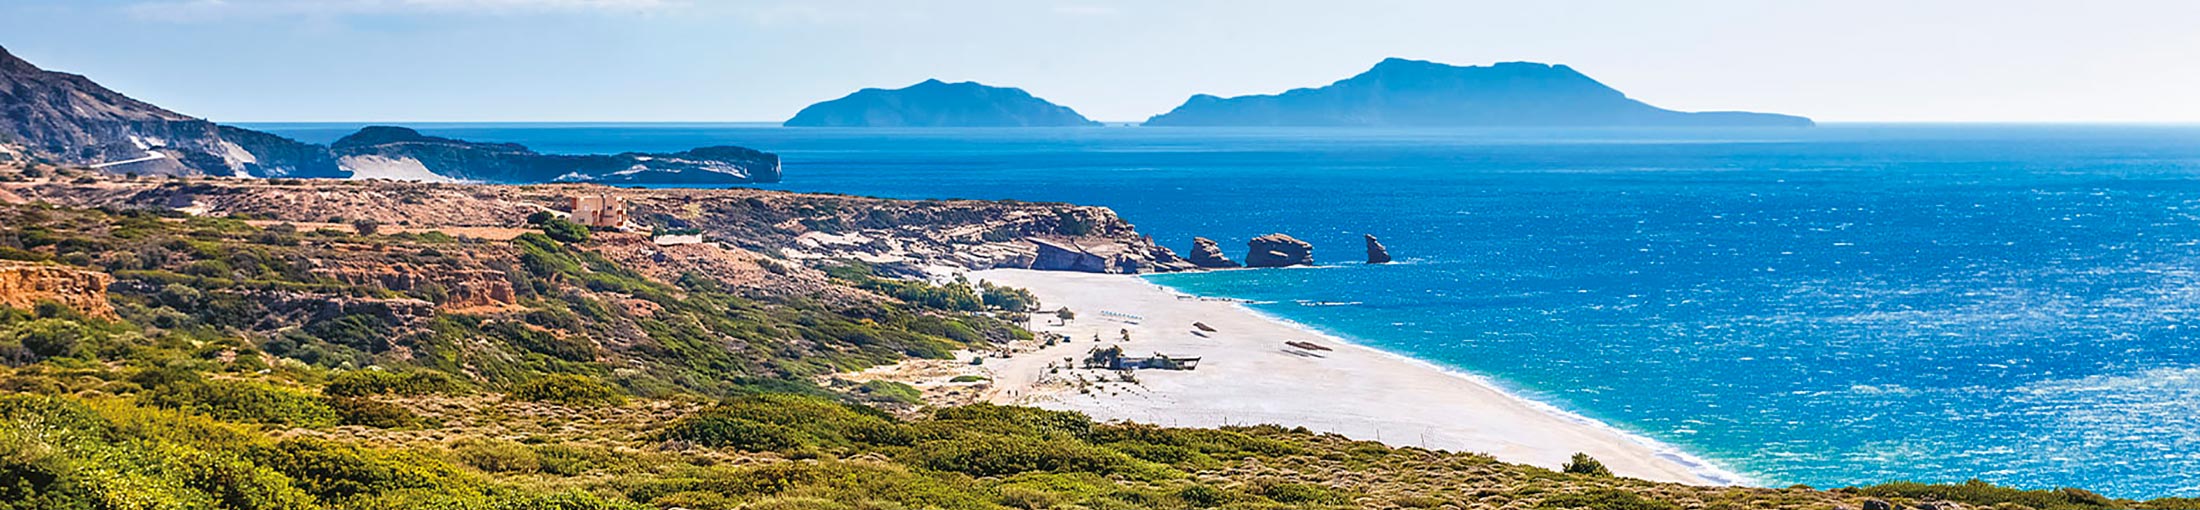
[4,0,2196,123]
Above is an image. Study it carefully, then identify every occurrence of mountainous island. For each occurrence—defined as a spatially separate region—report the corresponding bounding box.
[0,46,778,184]
[785,79,1102,127]
[1144,58,1812,127]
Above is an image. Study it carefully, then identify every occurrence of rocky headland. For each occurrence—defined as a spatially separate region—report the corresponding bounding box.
[0,47,777,184]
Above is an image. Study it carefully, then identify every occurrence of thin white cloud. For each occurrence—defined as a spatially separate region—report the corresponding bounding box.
[125,0,680,21]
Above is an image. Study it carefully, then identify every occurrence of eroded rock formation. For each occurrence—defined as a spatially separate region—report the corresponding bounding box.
[1365,234,1392,264]
[1244,234,1314,268]
[1187,237,1240,268]
[0,261,116,318]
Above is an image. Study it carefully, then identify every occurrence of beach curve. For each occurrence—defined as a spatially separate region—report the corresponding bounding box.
[949,268,1745,486]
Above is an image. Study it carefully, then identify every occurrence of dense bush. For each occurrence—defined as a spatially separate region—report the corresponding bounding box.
[909,434,1131,477]
[1537,489,1680,510]
[324,369,466,397]
[508,374,626,406]
[1563,452,1613,477]
[541,218,592,243]
[138,377,340,428]
[1846,480,2123,510]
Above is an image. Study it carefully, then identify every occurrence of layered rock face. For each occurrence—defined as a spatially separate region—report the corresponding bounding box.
[332,126,780,185]
[0,261,116,318]
[0,46,341,177]
[1244,233,1314,268]
[1186,237,1241,268]
[1365,234,1392,264]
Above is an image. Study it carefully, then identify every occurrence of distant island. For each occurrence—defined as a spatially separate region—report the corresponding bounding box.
[1144,58,1811,127]
[785,79,1101,127]
[0,46,778,184]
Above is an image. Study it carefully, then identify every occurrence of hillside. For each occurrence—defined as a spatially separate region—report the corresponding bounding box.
[0,47,777,184]
[2,170,2194,509]
[1144,58,1812,127]
[0,46,341,177]
[786,79,1102,127]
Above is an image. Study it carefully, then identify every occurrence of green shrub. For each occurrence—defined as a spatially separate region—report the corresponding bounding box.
[139,378,340,428]
[325,369,465,397]
[508,374,626,407]
[909,434,1130,477]
[541,218,592,243]
[449,438,542,473]
[253,437,478,503]
[329,397,422,428]
[1253,480,1353,505]
[1562,452,1613,477]
[1538,489,1680,510]
[854,380,923,405]
[1849,480,2120,510]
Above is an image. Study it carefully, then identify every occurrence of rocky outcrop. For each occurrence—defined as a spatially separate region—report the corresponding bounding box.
[1029,238,1175,274]
[1365,234,1392,264]
[1244,234,1314,268]
[786,79,1101,127]
[1145,58,1812,127]
[0,261,116,318]
[1186,237,1240,268]
[332,126,780,184]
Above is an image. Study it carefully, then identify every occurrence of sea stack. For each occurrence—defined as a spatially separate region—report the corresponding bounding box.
[1365,234,1392,264]
[1244,234,1314,268]
[1187,237,1241,268]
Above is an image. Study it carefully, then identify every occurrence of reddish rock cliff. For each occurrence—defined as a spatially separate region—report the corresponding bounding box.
[0,261,116,318]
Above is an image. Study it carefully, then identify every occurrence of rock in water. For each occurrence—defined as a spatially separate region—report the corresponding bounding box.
[1187,237,1241,268]
[1365,234,1392,264]
[1243,234,1314,268]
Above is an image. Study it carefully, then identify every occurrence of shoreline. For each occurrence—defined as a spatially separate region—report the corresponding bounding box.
[883,268,1744,486]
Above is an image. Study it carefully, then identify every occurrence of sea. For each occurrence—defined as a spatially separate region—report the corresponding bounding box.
[248,122,2200,498]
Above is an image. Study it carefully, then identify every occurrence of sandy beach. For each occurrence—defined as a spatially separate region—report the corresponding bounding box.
[861,268,1739,486]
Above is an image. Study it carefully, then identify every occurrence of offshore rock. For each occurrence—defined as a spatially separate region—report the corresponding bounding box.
[1186,237,1240,268]
[1365,234,1392,264]
[1244,233,1314,268]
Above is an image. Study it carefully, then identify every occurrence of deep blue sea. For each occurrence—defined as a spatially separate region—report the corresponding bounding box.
[250,123,2200,498]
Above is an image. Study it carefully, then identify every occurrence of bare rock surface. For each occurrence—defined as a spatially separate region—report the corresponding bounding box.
[1244,233,1314,268]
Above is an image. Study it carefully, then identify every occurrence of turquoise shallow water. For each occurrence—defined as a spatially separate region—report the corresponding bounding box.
[252,123,2200,497]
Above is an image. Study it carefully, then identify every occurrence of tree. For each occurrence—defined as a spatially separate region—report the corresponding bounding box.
[1562,452,1613,477]
[1054,308,1075,324]
[351,219,382,236]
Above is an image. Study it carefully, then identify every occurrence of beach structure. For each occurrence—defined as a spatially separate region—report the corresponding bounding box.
[1084,345,1200,371]
[570,193,629,228]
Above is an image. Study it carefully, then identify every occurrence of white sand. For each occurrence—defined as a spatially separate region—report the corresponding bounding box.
[957,268,1741,486]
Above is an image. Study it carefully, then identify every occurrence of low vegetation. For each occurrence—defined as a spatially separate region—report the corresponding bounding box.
[2,199,2192,510]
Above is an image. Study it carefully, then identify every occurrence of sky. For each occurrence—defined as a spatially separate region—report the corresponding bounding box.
[3,0,2197,123]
